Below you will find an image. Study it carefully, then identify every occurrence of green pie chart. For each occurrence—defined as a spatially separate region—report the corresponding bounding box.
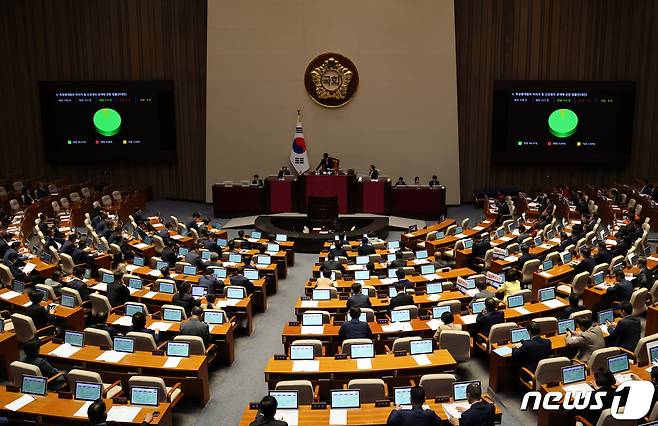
[93,108,121,137]
[548,108,578,138]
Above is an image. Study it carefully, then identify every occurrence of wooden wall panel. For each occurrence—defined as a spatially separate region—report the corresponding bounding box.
[0,0,207,200]
[455,0,658,201]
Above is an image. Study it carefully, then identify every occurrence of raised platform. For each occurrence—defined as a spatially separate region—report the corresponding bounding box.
[254,215,389,252]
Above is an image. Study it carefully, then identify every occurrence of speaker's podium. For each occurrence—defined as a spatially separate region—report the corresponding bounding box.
[307,196,338,220]
[301,169,356,214]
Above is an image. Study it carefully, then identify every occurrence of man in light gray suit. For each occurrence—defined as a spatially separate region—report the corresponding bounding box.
[180,307,212,346]
[565,317,604,362]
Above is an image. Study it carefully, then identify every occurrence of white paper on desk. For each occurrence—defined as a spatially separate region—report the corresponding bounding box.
[572,220,582,224]
[514,307,531,315]
[400,322,413,332]
[301,325,324,335]
[464,288,479,297]
[163,357,182,368]
[426,294,441,302]
[542,299,566,309]
[426,319,443,330]
[412,259,430,265]
[423,274,440,281]
[356,358,372,370]
[292,360,320,372]
[483,220,492,224]
[49,343,81,358]
[539,271,553,278]
[171,235,183,240]
[473,226,484,231]
[381,323,402,333]
[599,324,609,335]
[147,270,162,277]
[443,402,471,420]
[595,284,610,290]
[142,291,158,299]
[563,383,594,393]
[300,300,319,308]
[95,350,127,363]
[380,278,396,285]
[499,236,512,242]
[460,314,478,325]
[22,301,31,307]
[550,238,562,243]
[275,409,299,425]
[329,408,348,425]
[134,243,149,249]
[4,394,35,411]
[504,255,519,262]
[511,229,520,236]
[149,321,172,332]
[92,283,107,291]
[73,400,93,417]
[493,346,513,357]
[218,299,239,307]
[605,239,618,246]
[21,263,36,274]
[540,244,554,249]
[0,290,21,300]
[107,406,141,423]
[347,264,365,271]
[413,354,432,366]
[649,256,658,262]
[455,233,467,239]
[125,264,139,272]
[112,316,134,326]
[127,287,138,295]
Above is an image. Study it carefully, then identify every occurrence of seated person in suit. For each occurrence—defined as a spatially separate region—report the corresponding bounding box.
[338,307,373,343]
[559,294,582,319]
[516,225,530,245]
[61,234,77,256]
[448,383,495,426]
[594,241,613,265]
[606,302,641,352]
[249,395,288,426]
[180,306,212,346]
[172,282,201,315]
[329,243,348,258]
[368,165,379,179]
[558,231,575,253]
[89,311,118,339]
[605,270,634,303]
[276,166,291,179]
[636,256,653,290]
[413,177,420,185]
[395,268,412,290]
[315,269,334,288]
[511,321,552,372]
[72,240,96,267]
[21,337,66,389]
[186,211,202,232]
[201,294,216,310]
[476,298,504,337]
[88,399,153,426]
[315,152,335,173]
[357,236,376,256]
[389,251,407,269]
[473,280,494,300]
[229,269,256,295]
[580,369,616,425]
[322,253,342,271]
[231,230,250,249]
[389,281,413,311]
[346,282,371,309]
[25,289,55,330]
[471,234,491,261]
[107,272,130,307]
[433,311,462,341]
[574,247,596,274]
[251,174,264,187]
[199,267,223,295]
[394,177,406,187]
[2,251,30,282]
[495,269,521,301]
[517,244,534,266]
[565,317,605,362]
[129,311,159,343]
[428,176,440,187]
[387,386,441,426]
[64,266,91,301]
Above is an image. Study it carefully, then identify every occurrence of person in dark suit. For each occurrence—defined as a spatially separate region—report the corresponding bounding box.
[471,234,491,261]
[357,237,376,256]
[128,311,159,343]
[368,165,380,179]
[387,386,441,426]
[250,175,264,187]
[89,312,118,339]
[559,294,583,319]
[574,247,596,274]
[315,152,335,173]
[395,268,412,290]
[180,307,212,345]
[605,270,634,303]
[229,270,255,295]
[107,272,130,307]
[329,243,348,258]
[61,234,77,256]
[636,257,653,289]
[338,307,374,343]
[517,245,534,266]
[37,214,50,235]
[511,322,552,372]
[580,369,616,425]
[428,176,440,187]
[199,268,222,295]
[21,337,66,389]
[389,251,407,269]
[88,398,153,426]
[65,266,91,301]
[346,282,371,309]
[515,225,529,245]
[72,240,95,266]
[389,282,414,311]
[395,177,406,187]
[322,253,342,271]
[34,182,49,200]
[20,188,34,206]
[594,241,613,265]
[606,302,641,352]
[475,298,504,336]
[557,231,576,253]
[25,289,54,330]
[249,395,288,426]
[450,383,495,426]
[172,282,200,315]
[2,252,30,282]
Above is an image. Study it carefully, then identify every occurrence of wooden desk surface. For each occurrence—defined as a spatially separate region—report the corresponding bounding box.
[0,288,84,329]
[400,219,456,244]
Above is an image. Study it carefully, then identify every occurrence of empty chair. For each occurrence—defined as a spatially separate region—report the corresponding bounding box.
[438,330,471,362]
[519,357,571,391]
[304,310,331,324]
[291,339,323,358]
[634,333,658,366]
[12,181,23,192]
[479,322,518,353]
[461,218,470,229]
[437,300,461,315]
[152,235,165,255]
[111,190,122,203]
[391,336,422,353]
[81,187,91,199]
[557,272,590,298]
[51,201,61,216]
[445,225,457,236]
[569,309,592,321]
[533,317,558,336]
[392,305,418,319]
[126,332,158,352]
[347,379,386,403]
[11,313,55,343]
[60,288,83,307]
[649,280,658,304]
[545,251,561,266]
[418,373,456,399]
[520,259,541,286]
[9,199,20,213]
[90,293,112,316]
[275,380,316,405]
[510,289,532,304]
[128,376,183,406]
[591,263,609,277]
[341,338,373,356]
[630,288,648,316]
[101,195,112,208]
[173,335,215,356]
[0,264,14,287]
[84,327,113,347]
[69,192,81,203]
[67,369,122,399]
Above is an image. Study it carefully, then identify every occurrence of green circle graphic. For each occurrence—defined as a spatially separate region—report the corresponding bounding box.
[548,108,578,138]
[93,108,122,137]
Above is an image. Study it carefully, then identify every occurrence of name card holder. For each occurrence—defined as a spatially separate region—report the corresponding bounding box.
[334,354,348,360]
[311,402,327,410]
[375,400,391,407]
[274,354,287,360]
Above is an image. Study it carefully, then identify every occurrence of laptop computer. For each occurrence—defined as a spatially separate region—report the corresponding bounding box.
[290,345,315,361]
[166,341,190,358]
[511,328,531,343]
[349,343,375,359]
[507,294,525,308]
[163,308,183,322]
[268,390,299,410]
[75,381,103,401]
[158,281,175,294]
[409,339,433,355]
[130,386,159,406]
[64,330,84,347]
[538,287,556,302]
[390,309,411,323]
[60,294,76,308]
[330,389,360,409]
[204,311,225,325]
[302,313,324,326]
[312,289,331,301]
[561,364,586,385]
[113,337,135,353]
[557,319,576,334]
[227,287,246,299]
[453,381,480,401]
[21,375,47,396]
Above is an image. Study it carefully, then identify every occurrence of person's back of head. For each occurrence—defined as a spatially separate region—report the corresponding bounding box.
[259,395,278,418]
[322,270,332,279]
[328,253,335,261]
[396,268,405,280]
[466,383,482,403]
[28,289,42,305]
[620,301,633,316]
[598,241,607,251]
[441,311,454,325]
[179,282,190,296]
[361,236,368,245]
[96,311,108,324]
[113,272,123,284]
[527,321,540,337]
[581,247,591,258]
[505,269,517,282]
[521,244,529,254]
[238,230,245,238]
[476,280,487,291]
[191,306,203,318]
[160,266,169,277]
[349,307,361,320]
[351,282,361,295]
[394,281,404,293]
[485,297,497,312]
[578,317,592,331]
[132,311,147,329]
[518,225,526,233]
[23,337,40,358]
[87,398,107,424]
[409,385,425,406]
[206,294,216,305]
[568,294,580,308]
[594,368,615,388]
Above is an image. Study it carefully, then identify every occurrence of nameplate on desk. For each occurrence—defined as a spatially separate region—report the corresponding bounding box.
[58,391,73,399]
[419,315,430,321]
[152,350,164,356]
[274,354,288,360]
[300,296,310,301]
[5,385,19,393]
[377,319,388,324]
[394,350,407,357]
[333,321,344,326]
[52,338,63,344]
[288,321,299,327]
[112,397,128,405]
[100,345,111,351]
[375,400,391,407]
[334,354,348,360]
[377,294,387,299]
[311,402,327,410]
[435,396,449,403]
[249,402,260,410]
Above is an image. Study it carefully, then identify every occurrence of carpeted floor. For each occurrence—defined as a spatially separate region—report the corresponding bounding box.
[145,201,533,426]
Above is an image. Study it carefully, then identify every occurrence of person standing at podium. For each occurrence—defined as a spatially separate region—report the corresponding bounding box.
[368,165,380,179]
[315,152,335,173]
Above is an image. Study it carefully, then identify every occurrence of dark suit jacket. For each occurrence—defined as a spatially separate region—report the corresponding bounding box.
[66,279,90,301]
[574,257,596,274]
[389,293,414,311]
[323,260,342,271]
[249,415,288,426]
[476,311,505,336]
[180,318,212,345]
[386,406,442,426]
[346,293,371,309]
[72,248,94,265]
[594,249,613,266]
[357,244,376,256]
[369,170,379,179]
[199,275,222,295]
[172,293,200,314]
[338,318,374,343]
[608,316,641,352]
[459,401,495,426]
[61,240,75,256]
[606,280,633,302]
[512,336,552,372]
[329,247,348,258]
[107,282,130,307]
[26,302,50,330]
[559,305,581,320]
[472,241,491,260]
[20,355,59,378]
[229,275,255,295]
[389,259,407,269]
